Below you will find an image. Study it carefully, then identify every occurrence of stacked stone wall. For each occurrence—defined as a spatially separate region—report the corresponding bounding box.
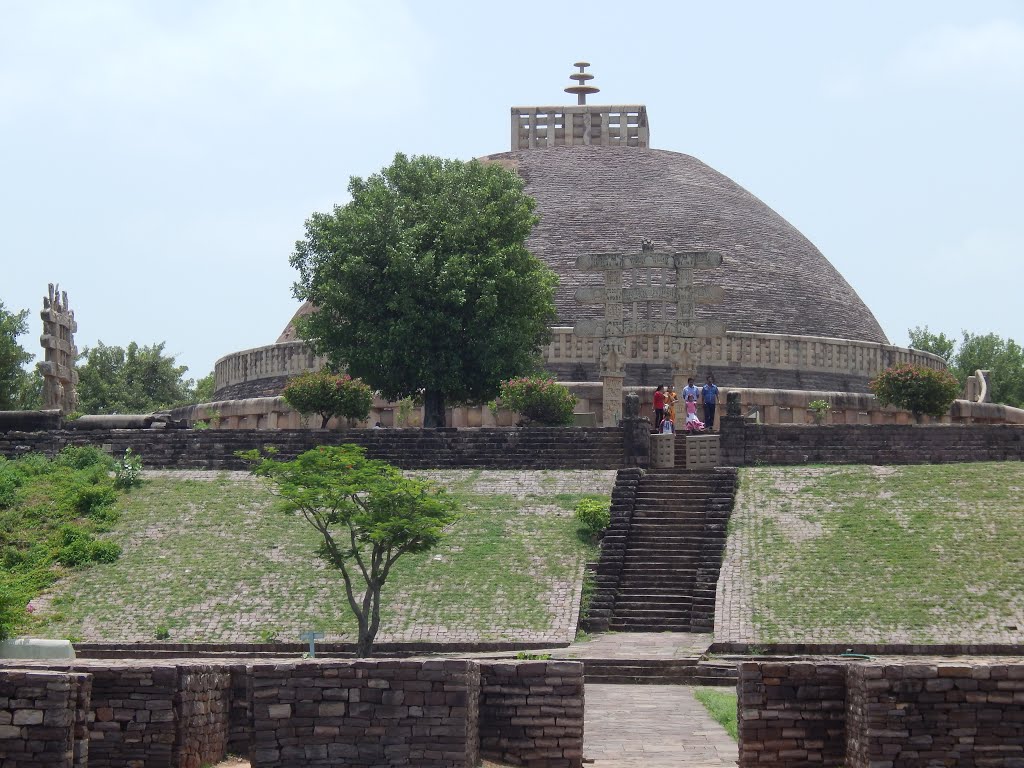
[478,660,585,768]
[248,659,479,768]
[739,660,1024,767]
[0,427,623,470]
[737,661,847,767]
[719,420,1024,466]
[174,666,232,768]
[0,669,91,768]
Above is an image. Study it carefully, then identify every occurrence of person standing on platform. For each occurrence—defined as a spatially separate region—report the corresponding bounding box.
[701,375,720,432]
[666,385,679,427]
[683,377,699,404]
[653,385,666,432]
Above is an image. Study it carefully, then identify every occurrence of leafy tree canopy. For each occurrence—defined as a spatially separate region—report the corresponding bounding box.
[0,301,34,411]
[290,152,558,427]
[77,341,196,414]
[908,326,1024,408]
[240,444,457,656]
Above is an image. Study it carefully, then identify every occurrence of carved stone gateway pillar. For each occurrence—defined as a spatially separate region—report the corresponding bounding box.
[39,284,78,413]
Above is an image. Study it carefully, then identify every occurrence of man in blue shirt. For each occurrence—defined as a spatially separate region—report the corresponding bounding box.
[701,375,719,431]
[682,377,699,403]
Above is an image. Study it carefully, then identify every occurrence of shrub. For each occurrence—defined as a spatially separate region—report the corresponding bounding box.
[870,363,960,420]
[575,498,610,540]
[494,376,576,426]
[55,445,115,471]
[55,528,121,567]
[807,399,831,425]
[73,483,118,515]
[282,370,374,428]
[0,461,23,510]
[114,448,143,489]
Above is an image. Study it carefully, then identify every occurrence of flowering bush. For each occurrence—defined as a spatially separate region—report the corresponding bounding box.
[282,370,373,428]
[114,448,143,489]
[870,363,960,420]
[495,376,576,426]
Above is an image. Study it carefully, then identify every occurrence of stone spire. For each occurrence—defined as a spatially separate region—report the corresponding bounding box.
[510,63,649,151]
[564,61,599,105]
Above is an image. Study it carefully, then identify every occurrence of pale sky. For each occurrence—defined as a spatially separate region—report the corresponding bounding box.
[2,1,1022,381]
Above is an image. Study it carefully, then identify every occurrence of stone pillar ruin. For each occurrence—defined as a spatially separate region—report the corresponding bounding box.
[39,283,78,413]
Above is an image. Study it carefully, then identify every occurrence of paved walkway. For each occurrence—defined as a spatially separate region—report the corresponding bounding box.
[584,684,738,767]
[552,631,714,659]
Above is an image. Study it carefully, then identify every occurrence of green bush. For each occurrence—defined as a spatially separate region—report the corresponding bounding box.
[73,483,118,515]
[114,448,143,489]
[0,461,23,510]
[282,370,374,428]
[55,528,121,567]
[55,445,115,471]
[574,498,611,540]
[495,376,576,426]
[870,363,961,419]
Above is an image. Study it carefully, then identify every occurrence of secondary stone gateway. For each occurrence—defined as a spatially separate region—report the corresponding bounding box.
[39,283,78,414]
[573,241,725,425]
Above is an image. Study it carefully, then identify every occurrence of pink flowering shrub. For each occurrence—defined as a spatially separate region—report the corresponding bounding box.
[870,363,960,420]
[283,370,373,428]
[496,376,576,426]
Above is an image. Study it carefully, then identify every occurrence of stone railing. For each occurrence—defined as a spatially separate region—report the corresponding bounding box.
[543,327,947,380]
[213,342,327,399]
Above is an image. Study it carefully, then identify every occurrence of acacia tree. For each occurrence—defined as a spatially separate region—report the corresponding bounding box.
[241,445,456,657]
[290,153,558,428]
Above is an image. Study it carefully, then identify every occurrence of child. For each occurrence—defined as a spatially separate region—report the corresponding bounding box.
[684,394,705,432]
[660,413,674,433]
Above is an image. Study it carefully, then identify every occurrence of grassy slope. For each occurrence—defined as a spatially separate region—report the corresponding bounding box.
[731,462,1024,643]
[34,470,609,643]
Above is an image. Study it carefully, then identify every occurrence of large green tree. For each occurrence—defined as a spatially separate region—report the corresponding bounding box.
[291,153,558,428]
[0,302,33,411]
[908,326,1024,408]
[77,341,195,414]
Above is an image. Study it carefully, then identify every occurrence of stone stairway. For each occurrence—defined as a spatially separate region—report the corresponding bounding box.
[582,658,738,686]
[585,467,737,633]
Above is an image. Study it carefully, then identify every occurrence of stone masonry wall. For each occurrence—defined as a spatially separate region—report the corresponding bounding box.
[0,668,92,768]
[478,660,585,768]
[248,659,480,768]
[739,660,1024,768]
[174,666,232,768]
[720,419,1024,466]
[0,427,623,470]
[737,661,847,768]
[846,662,1024,767]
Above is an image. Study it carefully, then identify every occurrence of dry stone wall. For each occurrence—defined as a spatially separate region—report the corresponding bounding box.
[0,668,91,768]
[720,419,1024,466]
[248,659,480,768]
[0,427,623,470]
[739,659,1024,768]
[478,660,585,768]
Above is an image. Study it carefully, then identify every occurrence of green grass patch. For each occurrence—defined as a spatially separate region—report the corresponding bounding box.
[734,462,1024,642]
[37,470,609,643]
[694,688,737,739]
[0,447,133,639]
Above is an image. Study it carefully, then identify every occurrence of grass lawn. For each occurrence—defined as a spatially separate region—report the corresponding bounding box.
[33,470,612,644]
[729,462,1024,643]
[693,688,738,740]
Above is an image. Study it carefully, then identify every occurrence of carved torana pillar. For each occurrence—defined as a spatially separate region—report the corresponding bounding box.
[39,283,78,413]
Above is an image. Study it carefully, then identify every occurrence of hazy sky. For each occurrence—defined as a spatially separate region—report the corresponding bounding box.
[2,1,1022,381]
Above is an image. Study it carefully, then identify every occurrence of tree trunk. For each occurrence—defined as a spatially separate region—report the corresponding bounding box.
[321,414,330,429]
[423,390,446,429]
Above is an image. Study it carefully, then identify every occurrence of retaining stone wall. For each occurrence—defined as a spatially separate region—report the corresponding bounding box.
[0,427,623,470]
[248,659,480,768]
[738,662,847,767]
[0,668,91,768]
[720,419,1024,466]
[739,659,1024,768]
[478,661,585,768]
[174,666,232,768]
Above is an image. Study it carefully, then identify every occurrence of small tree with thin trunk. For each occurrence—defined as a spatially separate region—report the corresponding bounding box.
[239,444,457,657]
[282,370,373,428]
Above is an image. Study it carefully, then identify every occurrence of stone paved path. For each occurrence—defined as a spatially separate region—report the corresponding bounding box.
[584,684,738,767]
